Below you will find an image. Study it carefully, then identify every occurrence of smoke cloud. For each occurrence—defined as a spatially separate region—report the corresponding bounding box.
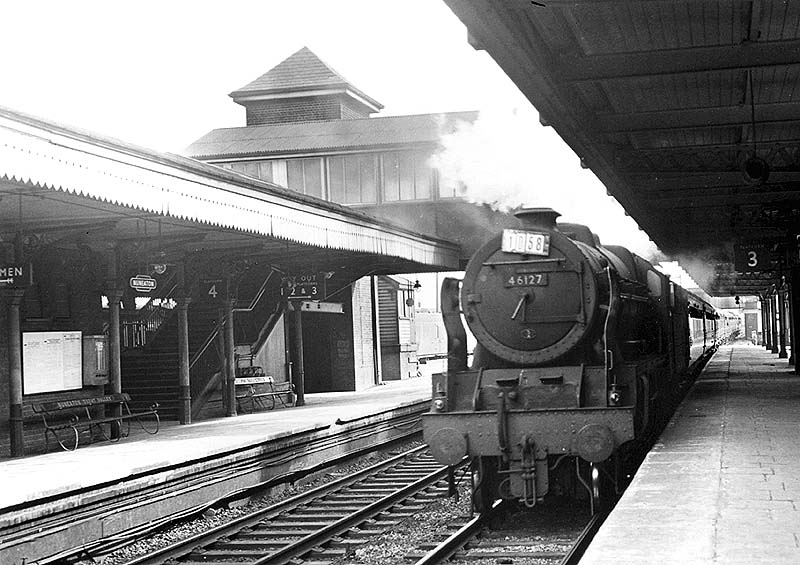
[432,106,661,261]
[669,249,730,292]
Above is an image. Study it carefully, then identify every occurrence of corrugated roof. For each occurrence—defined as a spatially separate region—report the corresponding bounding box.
[230,46,383,110]
[0,105,460,270]
[184,111,479,159]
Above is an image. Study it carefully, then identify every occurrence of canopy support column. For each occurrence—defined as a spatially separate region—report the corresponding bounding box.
[178,297,192,424]
[5,289,26,457]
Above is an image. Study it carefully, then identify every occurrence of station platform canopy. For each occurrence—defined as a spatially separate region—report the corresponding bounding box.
[444,0,800,296]
[0,106,460,277]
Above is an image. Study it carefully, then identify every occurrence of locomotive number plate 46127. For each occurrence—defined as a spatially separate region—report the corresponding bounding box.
[501,229,550,256]
[506,273,548,287]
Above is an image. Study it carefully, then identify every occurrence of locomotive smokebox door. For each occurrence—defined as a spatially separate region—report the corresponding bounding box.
[460,210,602,366]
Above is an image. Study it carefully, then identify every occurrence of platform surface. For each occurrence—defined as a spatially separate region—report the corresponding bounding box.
[0,370,436,510]
[581,342,800,564]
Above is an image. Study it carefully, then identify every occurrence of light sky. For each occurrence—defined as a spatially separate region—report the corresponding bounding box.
[1,0,657,259]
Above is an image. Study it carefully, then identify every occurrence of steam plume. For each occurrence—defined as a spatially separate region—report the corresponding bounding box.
[432,106,661,261]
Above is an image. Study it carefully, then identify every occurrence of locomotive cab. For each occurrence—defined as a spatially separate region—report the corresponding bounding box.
[423,208,673,510]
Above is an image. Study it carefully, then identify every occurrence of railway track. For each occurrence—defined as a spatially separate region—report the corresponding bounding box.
[409,501,605,565]
[117,446,462,565]
[4,402,427,565]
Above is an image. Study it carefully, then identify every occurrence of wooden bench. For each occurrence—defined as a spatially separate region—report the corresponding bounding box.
[235,368,295,413]
[31,393,159,452]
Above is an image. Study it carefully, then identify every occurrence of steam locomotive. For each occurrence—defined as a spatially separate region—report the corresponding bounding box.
[422,208,735,511]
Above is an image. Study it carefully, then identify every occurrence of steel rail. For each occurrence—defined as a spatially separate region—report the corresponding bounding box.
[253,461,455,565]
[560,511,606,565]
[23,410,424,564]
[412,504,606,565]
[413,499,502,565]
[122,445,449,565]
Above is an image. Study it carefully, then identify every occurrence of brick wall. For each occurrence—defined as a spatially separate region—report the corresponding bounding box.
[246,96,342,125]
[340,97,373,120]
[245,94,373,125]
[351,277,376,390]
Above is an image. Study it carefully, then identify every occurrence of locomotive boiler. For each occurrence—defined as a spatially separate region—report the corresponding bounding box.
[423,208,697,510]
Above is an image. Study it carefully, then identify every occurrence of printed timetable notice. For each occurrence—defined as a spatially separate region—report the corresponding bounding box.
[22,331,83,394]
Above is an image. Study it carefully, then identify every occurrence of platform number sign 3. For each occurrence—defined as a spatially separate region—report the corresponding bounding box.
[733,244,776,273]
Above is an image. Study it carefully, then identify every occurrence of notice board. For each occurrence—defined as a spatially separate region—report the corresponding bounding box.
[23,331,83,394]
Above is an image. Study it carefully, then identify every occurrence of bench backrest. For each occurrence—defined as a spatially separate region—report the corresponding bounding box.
[33,393,131,413]
[235,376,273,386]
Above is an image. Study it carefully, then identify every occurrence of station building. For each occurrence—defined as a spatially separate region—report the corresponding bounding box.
[186,47,517,390]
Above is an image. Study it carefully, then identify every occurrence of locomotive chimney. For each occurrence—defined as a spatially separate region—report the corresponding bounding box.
[514,208,561,229]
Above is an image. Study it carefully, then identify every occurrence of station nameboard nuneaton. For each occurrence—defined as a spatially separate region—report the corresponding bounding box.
[130,274,158,293]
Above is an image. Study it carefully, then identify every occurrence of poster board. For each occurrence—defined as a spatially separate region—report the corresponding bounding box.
[23,331,83,394]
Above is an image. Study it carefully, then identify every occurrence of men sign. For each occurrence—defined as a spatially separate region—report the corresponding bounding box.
[0,263,30,287]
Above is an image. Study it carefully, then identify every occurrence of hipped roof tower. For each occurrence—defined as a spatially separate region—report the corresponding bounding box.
[229,46,384,126]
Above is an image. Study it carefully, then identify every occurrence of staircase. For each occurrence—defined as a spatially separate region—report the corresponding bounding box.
[121,267,285,421]
[121,305,219,420]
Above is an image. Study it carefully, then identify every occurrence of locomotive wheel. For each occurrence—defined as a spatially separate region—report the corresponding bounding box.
[471,456,499,513]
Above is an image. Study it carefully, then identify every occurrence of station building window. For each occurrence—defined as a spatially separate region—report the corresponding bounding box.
[381,151,432,202]
[219,151,466,204]
[328,154,378,204]
[287,158,324,198]
[437,169,468,199]
[224,160,288,187]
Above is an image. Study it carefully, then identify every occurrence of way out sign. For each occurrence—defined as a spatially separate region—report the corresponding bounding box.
[282,273,323,299]
[129,275,157,293]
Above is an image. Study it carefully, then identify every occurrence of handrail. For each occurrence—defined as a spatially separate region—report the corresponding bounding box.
[188,269,276,370]
[189,324,220,371]
[234,269,277,313]
[138,268,179,317]
[120,270,180,349]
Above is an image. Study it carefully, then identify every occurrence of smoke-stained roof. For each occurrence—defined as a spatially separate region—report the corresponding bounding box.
[184,111,479,159]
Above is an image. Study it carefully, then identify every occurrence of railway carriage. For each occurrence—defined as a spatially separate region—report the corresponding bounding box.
[422,208,727,510]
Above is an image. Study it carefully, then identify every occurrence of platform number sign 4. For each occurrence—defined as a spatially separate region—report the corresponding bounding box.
[200,279,227,302]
